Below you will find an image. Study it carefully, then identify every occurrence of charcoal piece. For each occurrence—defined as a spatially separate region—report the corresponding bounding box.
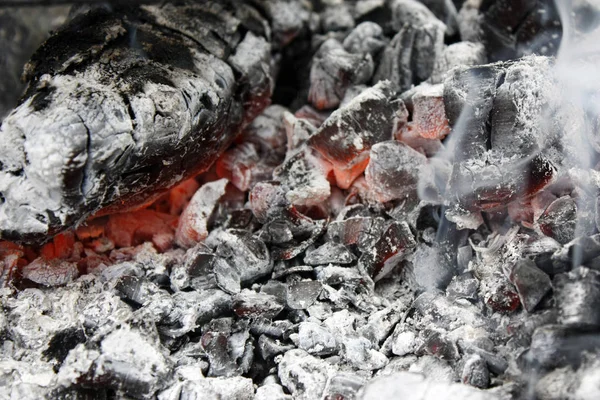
[552,234,600,269]
[298,321,338,356]
[250,181,289,223]
[232,290,285,319]
[160,376,254,400]
[43,327,87,366]
[258,0,311,47]
[359,221,416,281]
[457,0,482,42]
[315,265,363,286]
[364,141,426,203]
[258,334,295,360]
[522,236,562,276]
[326,216,386,253]
[419,0,459,36]
[214,230,273,286]
[374,0,446,91]
[461,354,490,389]
[308,38,374,110]
[324,373,367,400]
[357,372,492,400]
[390,328,417,356]
[321,4,355,31]
[406,83,451,140]
[413,292,487,330]
[446,272,479,301]
[430,42,487,84]
[308,81,396,189]
[161,289,231,337]
[286,280,323,310]
[272,263,314,280]
[409,241,455,293]
[283,112,317,151]
[456,341,508,375]
[215,143,262,192]
[114,275,174,320]
[58,328,171,398]
[555,267,600,328]
[480,0,561,62]
[417,330,460,361]
[256,383,293,400]
[304,242,356,265]
[270,215,326,261]
[170,243,215,291]
[343,21,386,56]
[508,259,552,313]
[358,300,406,346]
[273,148,331,207]
[537,196,577,245]
[342,335,389,370]
[21,258,78,287]
[258,219,295,245]
[201,320,253,377]
[239,105,288,157]
[250,318,293,339]
[176,179,229,249]
[278,349,334,400]
[522,325,600,369]
[0,3,274,243]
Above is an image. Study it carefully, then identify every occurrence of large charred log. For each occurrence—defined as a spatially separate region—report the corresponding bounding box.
[0,1,277,243]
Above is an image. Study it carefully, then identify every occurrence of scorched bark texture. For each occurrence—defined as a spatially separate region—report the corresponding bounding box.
[0,2,274,243]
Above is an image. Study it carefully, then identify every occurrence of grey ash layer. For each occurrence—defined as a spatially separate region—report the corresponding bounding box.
[0,1,273,243]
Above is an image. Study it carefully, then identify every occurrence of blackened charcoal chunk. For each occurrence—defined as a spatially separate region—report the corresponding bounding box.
[417,330,460,361]
[240,105,288,156]
[508,259,552,313]
[447,272,479,301]
[343,21,386,56]
[283,112,317,151]
[259,0,311,47]
[366,141,427,203]
[232,289,284,319]
[342,336,389,370]
[358,372,492,400]
[523,325,600,368]
[324,373,367,400]
[538,196,577,245]
[214,230,273,286]
[278,350,333,400]
[43,327,86,367]
[555,267,600,328]
[114,275,174,319]
[374,0,445,91]
[201,319,253,377]
[58,328,171,398]
[308,39,374,110]
[461,354,490,389]
[250,181,288,223]
[258,334,295,360]
[308,82,396,189]
[162,289,231,337]
[270,213,326,261]
[298,321,338,356]
[430,42,487,84]
[287,280,323,310]
[326,216,386,252]
[170,243,215,291]
[409,244,455,291]
[21,258,78,286]
[419,0,459,36]
[480,0,561,62]
[359,221,416,281]
[304,242,356,265]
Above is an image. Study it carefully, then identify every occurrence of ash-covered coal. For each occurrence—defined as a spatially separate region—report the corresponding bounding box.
[3,0,600,399]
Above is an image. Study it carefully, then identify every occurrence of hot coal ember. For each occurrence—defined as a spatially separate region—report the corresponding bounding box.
[4,0,600,399]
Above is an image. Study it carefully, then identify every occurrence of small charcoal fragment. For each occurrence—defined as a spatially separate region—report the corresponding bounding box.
[447,272,479,301]
[341,335,388,370]
[523,325,600,368]
[214,230,273,286]
[21,258,78,286]
[537,196,577,245]
[406,83,451,140]
[304,242,356,265]
[232,289,284,319]
[176,179,229,249]
[343,21,386,56]
[430,42,487,84]
[508,259,552,313]
[283,112,317,151]
[308,82,396,188]
[287,280,323,310]
[298,321,338,356]
[170,243,215,291]
[324,373,367,400]
[258,335,295,360]
[308,38,374,110]
[461,354,490,389]
[555,267,600,328]
[278,349,334,400]
[417,330,460,361]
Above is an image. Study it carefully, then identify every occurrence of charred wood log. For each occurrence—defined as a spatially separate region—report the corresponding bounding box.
[0,1,280,243]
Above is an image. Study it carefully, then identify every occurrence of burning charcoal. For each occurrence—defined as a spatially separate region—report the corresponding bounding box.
[170,243,215,291]
[106,209,177,252]
[357,372,492,400]
[249,181,289,223]
[232,290,284,319]
[480,0,561,62]
[406,83,451,140]
[256,382,293,400]
[176,179,229,249]
[283,112,316,151]
[555,267,600,328]
[270,215,326,261]
[258,334,295,360]
[216,143,262,192]
[374,0,446,91]
[114,275,174,320]
[308,82,396,188]
[273,148,331,207]
[430,42,487,84]
[365,141,426,203]
[304,242,356,265]
[0,3,274,243]
[359,221,417,281]
[308,38,374,110]
[201,319,253,377]
[298,321,338,356]
[162,289,231,337]
[417,330,460,361]
[58,327,171,398]
[447,272,479,301]
[240,105,288,156]
[537,196,577,245]
[287,280,323,310]
[461,354,490,389]
[259,0,311,47]
[508,259,552,313]
[343,21,386,56]
[278,349,335,400]
[258,219,295,245]
[326,217,386,253]
[324,372,367,400]
[213,230,272,289]
[21,258,78,287]
[342,335,389,370]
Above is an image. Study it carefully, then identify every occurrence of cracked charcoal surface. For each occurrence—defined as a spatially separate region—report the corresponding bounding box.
[4,1,600,399]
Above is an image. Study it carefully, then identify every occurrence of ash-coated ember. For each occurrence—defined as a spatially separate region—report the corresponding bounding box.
[5,0,600,399]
